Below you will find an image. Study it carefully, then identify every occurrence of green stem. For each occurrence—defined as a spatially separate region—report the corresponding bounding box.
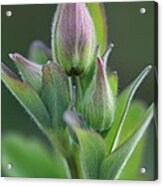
[68,77,73,102]
[67,155,79,178]
[68,76,77,110]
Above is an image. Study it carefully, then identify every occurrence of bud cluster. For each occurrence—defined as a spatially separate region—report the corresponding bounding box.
[3,3,116,132]
[1,2,153,179]
[51,3,115,131]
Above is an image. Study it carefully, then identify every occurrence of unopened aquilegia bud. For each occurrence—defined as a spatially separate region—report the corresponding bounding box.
[82,57,115,131]
[51,3,96,76]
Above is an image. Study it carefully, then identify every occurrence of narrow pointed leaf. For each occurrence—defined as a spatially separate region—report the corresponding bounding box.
[2,134,71,178]
[41,62,69,128]
[87,3,107,54]
[118,101,146,145]
[1,63,51,131]
[100,104,154,180]
[117,101,147,180]
[105,66,152,153]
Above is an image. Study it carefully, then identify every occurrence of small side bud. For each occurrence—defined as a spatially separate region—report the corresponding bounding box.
[28,40,52,64]
[82,57,115,131]
[51,3,96,76]
[9,53,42,91]
[63,110,83,128]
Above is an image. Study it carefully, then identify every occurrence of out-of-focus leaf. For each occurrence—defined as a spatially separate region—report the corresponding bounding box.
[1,63,51,131]
[118,102,156,180]
[117,101,148,180]
[100,104,154,180]
[47,127,75,161]
[118,135,147,180]
[105,66,152,153]
[2,134,71,178]
[9,53,42,92]
[41,62,69,128]
[87,3,107,54]
[108,71,118,97]
[28,40,52,64]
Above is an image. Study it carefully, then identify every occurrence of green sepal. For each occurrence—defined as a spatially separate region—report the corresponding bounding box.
[41,62,70,128]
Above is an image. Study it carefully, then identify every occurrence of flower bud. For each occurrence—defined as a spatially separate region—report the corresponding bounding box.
[9,53,42,91]
[51,3,96,76]
[28,40,52,64]
[63,110,83,128]
[82,57,115,131]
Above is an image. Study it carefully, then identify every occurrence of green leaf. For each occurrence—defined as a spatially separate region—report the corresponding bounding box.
[117,102,156,180]
[73,128,106,179]
[28,40,52,65]
[41,62,70,128]
[118,135,147,180]
[87,3,107,54]
[117,101,147,180]
[100,104,154,180]
[1,63,51,132]
[63,110,106,178]
[105,66,152,153]
[118,101,146,144]
[2,134,71,178]
[104,101,149,180]
[108,71,118,97]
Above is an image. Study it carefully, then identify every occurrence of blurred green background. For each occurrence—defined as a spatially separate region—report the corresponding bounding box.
[1,2,157,179]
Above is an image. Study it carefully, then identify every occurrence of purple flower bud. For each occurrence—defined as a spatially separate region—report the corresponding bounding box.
[51,3,96,76]
[82,57,115,131]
